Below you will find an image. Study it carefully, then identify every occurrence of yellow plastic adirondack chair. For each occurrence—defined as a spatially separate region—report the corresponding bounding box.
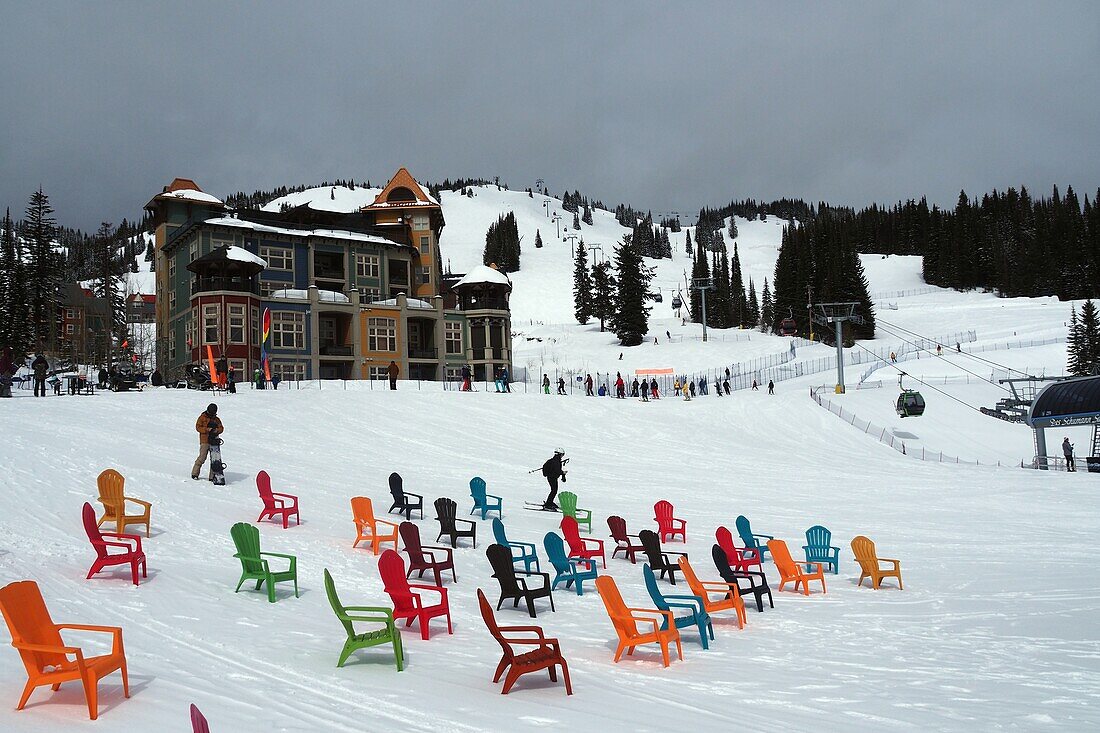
[851,535,903,589]
[767,539,827,595]
[97,469,151,537]
[677,556,746,628]
[595,575,682,667]
[351,497,399,555]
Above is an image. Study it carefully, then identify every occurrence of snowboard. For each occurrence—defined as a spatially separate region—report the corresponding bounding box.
[209,435,226,486]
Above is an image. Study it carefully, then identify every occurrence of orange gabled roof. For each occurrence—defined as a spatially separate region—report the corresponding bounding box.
[165,177,202,193]
[364,167,437,209]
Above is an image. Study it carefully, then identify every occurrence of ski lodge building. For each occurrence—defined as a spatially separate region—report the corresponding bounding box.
[145,168,513,383]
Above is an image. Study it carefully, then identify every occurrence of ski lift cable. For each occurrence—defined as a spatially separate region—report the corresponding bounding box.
[872,321,1011,393]
[874,316,1033,377]
[850,341,986,413]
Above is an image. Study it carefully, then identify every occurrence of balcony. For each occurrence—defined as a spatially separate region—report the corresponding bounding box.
[314,266,345,281]
[408,346,437,360]
[192,277,259,296]
[320,344,354,357]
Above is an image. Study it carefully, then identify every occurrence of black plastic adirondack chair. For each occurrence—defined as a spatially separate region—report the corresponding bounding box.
[434,497,477,548]
[639,529,686,585]
[399,521,456,585]
[711,544,773,612]
[388,472,423,521]
[486,543,554,618]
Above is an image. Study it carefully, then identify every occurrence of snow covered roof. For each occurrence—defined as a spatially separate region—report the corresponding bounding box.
[225,245,267,267]
[371,297,435,310]
[453,265,512,289]
[162,189,224,205]
[269,288,351,303]
[203,217,401,247]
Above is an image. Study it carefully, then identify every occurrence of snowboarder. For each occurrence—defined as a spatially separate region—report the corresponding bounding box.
[615,372,625,398]
[271,373,281,390]
[461,364,472,392]
[1063,437,1075,472]
[585,373,594,396]
[543,374,551,394]
[768,380,775,395]
[191,403,224,481]
[650,378,659,399]
[630,377,639,397]
[723,378,731,395]
[31,353,48,397]
[557,376,566,395]
[0,347,13,398]
[388,360,400,390]
[540,448,568,509]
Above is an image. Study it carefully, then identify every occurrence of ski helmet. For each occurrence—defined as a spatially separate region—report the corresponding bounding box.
[554,447,565,455]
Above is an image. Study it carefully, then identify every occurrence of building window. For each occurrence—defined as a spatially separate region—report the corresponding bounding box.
[271,311,304,349]
[65,323,74,335]
[367,317,397,352]
[203,304,219,344]
[368,366,390,381]
[272,361,306,382]
[228,359,246,377]
[169,291,176,312]
[228,304,246,344]
[65,308,75,320]
[417,266,431,285]
[355,253,380,278]
[260,280,283,298]
[419,236,430,254]
[189,241,198,263]
[212,236,234,251]
[261,246,293,271]
[445,366,463,381]
[187,309,197,349]
[169,340,176,362]
[168,257,176,284]
[252,306,261,345]
[357,286,381,303]
[412,214,429,231]
[445,321,463,355]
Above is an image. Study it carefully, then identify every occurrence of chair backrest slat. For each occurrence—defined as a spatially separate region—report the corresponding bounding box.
[97,468,125,511]
[256,470,275,508]
[435,497,458,531]
[231,522,264,573]
[470,477,487,506]
[806,525,831,548]
[486,544,521,594]
[558,491,578,518]
[352,496,376,525]
[378,549,414,610]
[608,515,629,543]
[544,532,570,573]
[851,535,877,573]
[399,521,424,561]
[389,472,403,502]
[323,569,355,637]
[639,529,665,569]
[735,515,756,549]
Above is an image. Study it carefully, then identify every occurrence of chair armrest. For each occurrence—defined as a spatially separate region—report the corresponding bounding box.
[101,532,142,550]
[512,540,537,553]
[404,492,423,501]
[672,518,686,529]
[456,519,477,530]
[423,546,454,562]
[500,625,546,638]
[518,572,551,589]
[410,584,447,599]
[878,557,901,568]
[661,551,687,564]
[124,497,152,510]
[14,641,84,661]
[581,538,604,551]
[663,595,706,612]
[376,519,401,532]
[753,533,774,542]
[344,605,394,616]
[259,551,296,561]
[487,494,503,501]
[57,624,124,654]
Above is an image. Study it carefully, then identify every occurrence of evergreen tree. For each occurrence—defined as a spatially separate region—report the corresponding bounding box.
[572,242,593,325]
[712,248,731,329]
[759,278,774,332]
[535,229,543,249]
[1077,299,1100,374]
[572,211,581,231]
[689,236,710,323]
[591,260,615,332]
[0,209,31,357]
[684,228,692,256]
[611,236,652,346]
[728,216,738,240]
[747,278,760,328]
[1068,305,1084,375]
[730,243,748,327]
[482,212,521,272]
[582,201,593,226]
[23,188,60,351]
[91,222,127,350]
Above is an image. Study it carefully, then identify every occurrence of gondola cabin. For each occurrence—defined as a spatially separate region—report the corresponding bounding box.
[896,389,925,418]
[779,318,797,336]
[671,293,683,310]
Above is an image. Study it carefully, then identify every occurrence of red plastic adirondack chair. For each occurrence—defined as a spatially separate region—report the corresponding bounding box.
[191,703,210,733]
[607,515,644,563]
[255,470,300,528]
[653,500,686,543]
[560,516,606,568]
[82,502,146,586]
[477,589,572,695]
[715,526,762,572]
[378,549,453,640]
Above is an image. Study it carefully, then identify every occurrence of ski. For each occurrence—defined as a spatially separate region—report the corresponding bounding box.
[524,502,560,513]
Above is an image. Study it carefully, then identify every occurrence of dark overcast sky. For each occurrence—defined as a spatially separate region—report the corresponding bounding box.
[1,1,1097,229]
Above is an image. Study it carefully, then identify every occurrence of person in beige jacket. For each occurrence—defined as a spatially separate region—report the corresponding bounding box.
[191,403,224,480]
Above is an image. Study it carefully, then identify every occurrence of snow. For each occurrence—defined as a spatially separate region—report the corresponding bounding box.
[224,245,267,268]
[203,217,400,247]
[270,289,350,303]
[454,264,511,288]
[261,186,383,214]
[371,297,435,309]
[160,189,223,205]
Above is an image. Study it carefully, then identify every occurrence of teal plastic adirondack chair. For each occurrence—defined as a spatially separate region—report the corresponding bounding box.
[643,564,713,649]
[543,532,597,595]
[558,491,592,533]
[469,477,503,520]
[735,515,774,561]
[803,525,840,574]
[323,569,403,670]
[231,522,298,603]
[492,518,540,573]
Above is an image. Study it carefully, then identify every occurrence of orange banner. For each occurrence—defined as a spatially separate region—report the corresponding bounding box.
[635,368,675,375]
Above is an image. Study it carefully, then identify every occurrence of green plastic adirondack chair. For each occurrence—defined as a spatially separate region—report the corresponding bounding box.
[231,522,299,603]
[558,492,592,534]
[323,569,403,671]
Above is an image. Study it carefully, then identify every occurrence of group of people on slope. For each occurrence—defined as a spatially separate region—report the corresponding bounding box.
[536,371,775,399]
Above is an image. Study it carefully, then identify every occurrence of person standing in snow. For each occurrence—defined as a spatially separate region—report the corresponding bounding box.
[956,342,961,353]
[227,366,237,394]
[254,367,265,390]
[688,380,696,397]
[768,380,775,395]
[631,377,639,397]
[540,448,568,509]
[640,380,649,401]
[752,379,759,391]
[666,330,671,342]
[271,373,281,390]
[191,403,224,481]
[557,376,566,395]
[674,379,681,396]
[725,367,730,380]
[1063,437,1075,472]
[388,360,400,390]
[500,366,511,393]
[461,364,472,392]
[714,379,722,397]
[615,372,625,398]
[585,373,594,396]
[650,378,659,399]
[723,378,731,395]
[31,353,48,397]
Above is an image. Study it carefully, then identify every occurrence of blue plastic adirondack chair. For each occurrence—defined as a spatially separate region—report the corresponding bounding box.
[469,477,503,520]
[543,532,597,595]
[736,515,774,561]
[643,564,713,649]
[492,518,540,573]
[803,525,840,574]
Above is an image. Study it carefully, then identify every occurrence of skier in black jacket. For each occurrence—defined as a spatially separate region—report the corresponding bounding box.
[541,449,568,509]
[31,353,48,397]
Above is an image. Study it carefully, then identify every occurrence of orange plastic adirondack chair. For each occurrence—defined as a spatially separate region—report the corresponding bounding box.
[595,575,682,667]
[677,556,746,628]
[477,589,572,695]
[97,468,151,537]
[560,516,606,568]
[352,497,399,554]
[767,539,827,595]
[0,580,129,720]
[653,500,687,543]
[851,535,903,589]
